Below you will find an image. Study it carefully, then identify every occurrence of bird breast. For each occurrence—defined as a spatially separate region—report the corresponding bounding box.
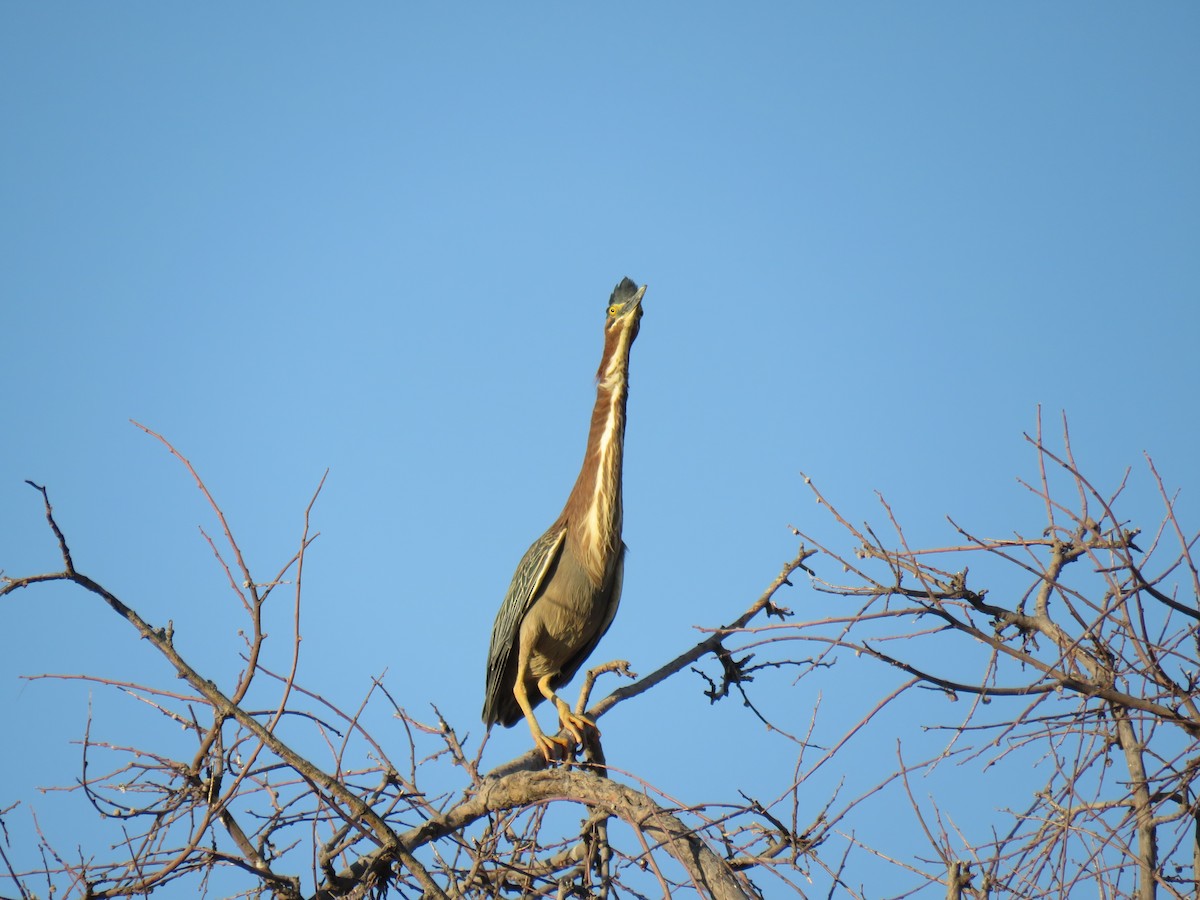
[523,547,612,680]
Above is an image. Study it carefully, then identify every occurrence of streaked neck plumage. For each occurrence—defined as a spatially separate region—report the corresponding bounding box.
[561,319,637,583]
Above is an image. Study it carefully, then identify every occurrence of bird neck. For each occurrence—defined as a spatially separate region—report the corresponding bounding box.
[562,325,635,582]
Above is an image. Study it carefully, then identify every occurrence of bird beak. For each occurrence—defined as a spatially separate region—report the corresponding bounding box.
[624,284,647,316]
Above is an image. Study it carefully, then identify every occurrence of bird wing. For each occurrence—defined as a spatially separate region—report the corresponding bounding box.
[553,541,626,693]
[482,522,567,725]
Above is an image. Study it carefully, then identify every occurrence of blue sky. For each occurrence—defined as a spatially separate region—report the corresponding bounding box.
[2,4,1197,895]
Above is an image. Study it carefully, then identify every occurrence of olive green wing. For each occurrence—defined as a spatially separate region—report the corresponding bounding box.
[482,523,567,727]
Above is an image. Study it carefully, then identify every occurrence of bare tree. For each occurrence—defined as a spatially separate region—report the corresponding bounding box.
[0,423,820,899]
[728,410,1197,899]
[1,413,1195,898]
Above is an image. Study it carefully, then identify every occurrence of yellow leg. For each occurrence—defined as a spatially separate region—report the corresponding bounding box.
[513,674,571,762]
[538,674,601,747]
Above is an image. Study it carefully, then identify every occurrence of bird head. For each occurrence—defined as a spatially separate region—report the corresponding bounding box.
[606,277,646,340]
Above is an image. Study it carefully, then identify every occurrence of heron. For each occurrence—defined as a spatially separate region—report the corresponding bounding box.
[483,277,646,761]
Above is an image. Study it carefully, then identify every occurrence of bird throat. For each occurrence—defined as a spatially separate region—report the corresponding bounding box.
[567,329,633,584]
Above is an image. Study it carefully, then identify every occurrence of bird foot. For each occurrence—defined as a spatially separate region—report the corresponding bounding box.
[529,708,601,764]
[556,707,600,747]
[533,731,575,764]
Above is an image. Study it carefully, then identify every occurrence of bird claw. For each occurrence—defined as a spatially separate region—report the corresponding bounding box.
[534,732,574,764]
[531,710,601,764]
[563,713,598,743]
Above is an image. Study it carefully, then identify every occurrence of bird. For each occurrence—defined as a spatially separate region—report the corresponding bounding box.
[483,277,646,761]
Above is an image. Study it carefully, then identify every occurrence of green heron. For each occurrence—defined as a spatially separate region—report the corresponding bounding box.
[483,277,646,761]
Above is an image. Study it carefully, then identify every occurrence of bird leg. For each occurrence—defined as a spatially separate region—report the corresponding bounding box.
[513,674,572,762]
[540,674,601,748]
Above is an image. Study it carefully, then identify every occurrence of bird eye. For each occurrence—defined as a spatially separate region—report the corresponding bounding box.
[607,305,618,316]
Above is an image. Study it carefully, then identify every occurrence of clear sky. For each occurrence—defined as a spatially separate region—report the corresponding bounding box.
[2,4,1197,896]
